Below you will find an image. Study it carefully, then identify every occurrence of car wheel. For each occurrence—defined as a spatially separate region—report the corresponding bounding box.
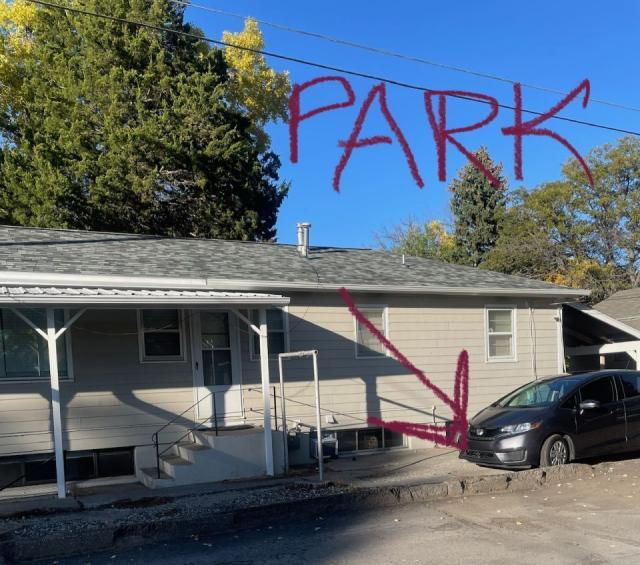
[540,434,569,467]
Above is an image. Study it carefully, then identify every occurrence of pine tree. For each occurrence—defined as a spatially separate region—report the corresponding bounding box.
[0,0,288,240]
[449,147,507,266]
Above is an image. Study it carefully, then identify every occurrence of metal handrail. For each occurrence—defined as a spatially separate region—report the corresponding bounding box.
[151,391,219,479]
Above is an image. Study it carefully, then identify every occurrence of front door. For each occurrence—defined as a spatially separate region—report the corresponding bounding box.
[191,310,244,425]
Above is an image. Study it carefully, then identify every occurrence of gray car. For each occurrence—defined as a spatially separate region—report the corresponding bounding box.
[459,370,640,469]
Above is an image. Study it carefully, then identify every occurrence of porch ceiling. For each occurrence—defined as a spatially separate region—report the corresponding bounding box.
[0,286,289,306]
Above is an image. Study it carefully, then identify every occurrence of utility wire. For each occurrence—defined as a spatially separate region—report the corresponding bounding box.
[26,0,640,138]
[172,0,640,115]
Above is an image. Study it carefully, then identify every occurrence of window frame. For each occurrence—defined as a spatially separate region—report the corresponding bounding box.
[0,308,75,384]
[248,306,290,362]
[335,426,406,453]
[137,309,187,364]
[354,304,389,360]
[616,373,640,400]
[579,376,617,404]
[200,310,234,387]
[485,305,517,363]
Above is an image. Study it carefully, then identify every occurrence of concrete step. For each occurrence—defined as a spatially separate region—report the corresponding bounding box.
[139,467,175,489]
[193,425,263,449]
[173,441,210,463]
[159,453,192,477]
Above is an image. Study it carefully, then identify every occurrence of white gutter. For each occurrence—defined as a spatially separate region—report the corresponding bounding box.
[0,270,588,298]
[0,296,290,306]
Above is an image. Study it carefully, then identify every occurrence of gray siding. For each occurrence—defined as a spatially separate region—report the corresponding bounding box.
[241,293,561,434]
[0,293,562,456]
[0,309,194,456]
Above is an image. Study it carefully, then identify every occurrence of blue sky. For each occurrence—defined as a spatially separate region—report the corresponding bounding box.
[187,1,640,248]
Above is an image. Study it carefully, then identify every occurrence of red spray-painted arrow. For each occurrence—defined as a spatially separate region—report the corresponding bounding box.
[339,287,469,450]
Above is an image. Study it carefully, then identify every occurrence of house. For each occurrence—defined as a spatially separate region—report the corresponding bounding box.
[0,224,587,498]
[564,289,640,372]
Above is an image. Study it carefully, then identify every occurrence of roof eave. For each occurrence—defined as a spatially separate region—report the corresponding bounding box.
[566,303,640,340]
[0,271,588,298]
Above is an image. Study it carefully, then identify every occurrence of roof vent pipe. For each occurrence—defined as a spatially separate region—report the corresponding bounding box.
[297,222,311,257]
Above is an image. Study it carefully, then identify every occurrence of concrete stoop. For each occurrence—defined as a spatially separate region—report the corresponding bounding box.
[140,426,269,488]
[0,462,604,562]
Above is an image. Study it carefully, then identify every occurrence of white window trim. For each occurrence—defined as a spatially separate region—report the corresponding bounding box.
[248,306,290,362]
[0,308,75,384]
[137,309,187,364]
[354,305,389,360]
[485,305,518,363]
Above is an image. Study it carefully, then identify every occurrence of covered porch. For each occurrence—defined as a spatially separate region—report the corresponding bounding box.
[0,286,290,498]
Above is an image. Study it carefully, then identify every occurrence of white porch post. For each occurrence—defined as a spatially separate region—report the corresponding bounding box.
[259,308,274,476]
[46,307,66,499]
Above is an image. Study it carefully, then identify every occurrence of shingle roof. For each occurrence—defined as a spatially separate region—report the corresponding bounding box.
[0,226,586,296]
[0,286,288,305]
[595,288,640,330]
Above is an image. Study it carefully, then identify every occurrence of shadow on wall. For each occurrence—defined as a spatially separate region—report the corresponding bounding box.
[0,296,516,456]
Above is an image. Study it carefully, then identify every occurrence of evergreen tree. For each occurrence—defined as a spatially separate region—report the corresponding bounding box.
[0,0,288,240]
[449,147,506,266]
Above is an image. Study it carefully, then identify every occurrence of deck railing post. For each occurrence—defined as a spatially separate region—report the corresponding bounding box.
[213,392,219,436]
[153,433,160,479]
[273,387,278,431]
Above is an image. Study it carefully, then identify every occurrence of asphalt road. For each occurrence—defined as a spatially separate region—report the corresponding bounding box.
[48,462,640,565]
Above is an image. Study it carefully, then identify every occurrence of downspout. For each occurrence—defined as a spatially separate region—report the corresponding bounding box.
[526,301,538,380]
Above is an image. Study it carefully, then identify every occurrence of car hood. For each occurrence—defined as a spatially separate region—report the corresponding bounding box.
[470,405,549,429]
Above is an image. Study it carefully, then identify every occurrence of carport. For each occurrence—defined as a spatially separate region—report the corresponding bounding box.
[563,303,640,372]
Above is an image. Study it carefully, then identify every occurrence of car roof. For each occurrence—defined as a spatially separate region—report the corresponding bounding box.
[540,369,638,385]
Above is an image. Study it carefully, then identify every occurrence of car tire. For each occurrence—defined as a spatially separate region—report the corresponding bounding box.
[540,434,569,467]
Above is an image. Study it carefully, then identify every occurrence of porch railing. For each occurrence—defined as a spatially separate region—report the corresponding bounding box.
[151,391,220,479]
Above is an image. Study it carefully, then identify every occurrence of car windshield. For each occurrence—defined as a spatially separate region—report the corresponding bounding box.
[495,378,584,408]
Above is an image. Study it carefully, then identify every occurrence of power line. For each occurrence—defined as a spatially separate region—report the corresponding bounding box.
[25,0,640,138]
[172,0,640,115]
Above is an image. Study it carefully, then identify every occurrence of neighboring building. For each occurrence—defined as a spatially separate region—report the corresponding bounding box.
[0,225,585,497]
[564,289,640,372]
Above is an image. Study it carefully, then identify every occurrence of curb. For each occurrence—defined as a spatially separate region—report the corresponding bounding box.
[0,463,598,561]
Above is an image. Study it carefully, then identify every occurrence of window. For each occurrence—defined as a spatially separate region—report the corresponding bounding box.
[496,377,583,407]
[249,308,288,360]
[335,427,405,453]
[618,373,640,399]
[138,309,184,362]
[0,309,70,382]
[486,307,516,361]
[580,377,615,404]
[0,448,135,487]
[201,311,232,386]
[355,306,387,358]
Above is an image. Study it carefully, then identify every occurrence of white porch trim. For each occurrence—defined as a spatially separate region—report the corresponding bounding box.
[5,307,88,498]
[46,308,66,499]
[258,308,274,476]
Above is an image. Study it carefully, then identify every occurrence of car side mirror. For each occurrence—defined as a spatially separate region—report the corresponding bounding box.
[579,399,601,411]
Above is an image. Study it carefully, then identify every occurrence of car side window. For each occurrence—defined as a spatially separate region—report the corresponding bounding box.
[579,377,615,404]
[618,373,640,399]
[561,393,578,410]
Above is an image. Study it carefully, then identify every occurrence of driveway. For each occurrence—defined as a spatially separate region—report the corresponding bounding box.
[323,447,508,487]
[51,458,640,564]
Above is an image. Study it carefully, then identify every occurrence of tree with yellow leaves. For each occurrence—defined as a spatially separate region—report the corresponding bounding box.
[0,0,36,105]
[0,1,289,240]
[222,17,290,149]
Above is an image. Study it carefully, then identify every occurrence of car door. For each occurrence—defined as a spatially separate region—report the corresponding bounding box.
[574,376,626,457]
[616,372,640,450]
